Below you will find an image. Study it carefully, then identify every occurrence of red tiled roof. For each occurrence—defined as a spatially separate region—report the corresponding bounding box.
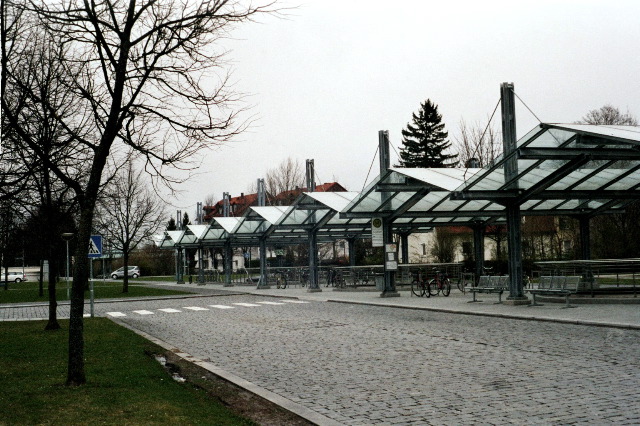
[203,182,347,220]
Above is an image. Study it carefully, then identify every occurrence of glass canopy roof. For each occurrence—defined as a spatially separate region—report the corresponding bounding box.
[159,123,639,249]
[341,123,640,226]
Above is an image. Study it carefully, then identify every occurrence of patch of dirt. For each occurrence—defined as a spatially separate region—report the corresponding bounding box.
[150,350,314,426]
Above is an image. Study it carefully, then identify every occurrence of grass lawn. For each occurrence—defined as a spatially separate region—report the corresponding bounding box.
[0,279,191,304]
[0,319,254,425]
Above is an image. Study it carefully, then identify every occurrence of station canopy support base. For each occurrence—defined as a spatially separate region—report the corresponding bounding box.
[503,296,531,306]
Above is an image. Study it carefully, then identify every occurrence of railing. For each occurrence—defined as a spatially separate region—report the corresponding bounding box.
[534,258,640,296]
[195,262,466,289]
[396,262,464,285]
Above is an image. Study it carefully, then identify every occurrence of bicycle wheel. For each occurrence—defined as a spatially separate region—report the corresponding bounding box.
[456,278,465,293]
[411,280,424,297]
[428,279,439,297]
[442,278,451,296]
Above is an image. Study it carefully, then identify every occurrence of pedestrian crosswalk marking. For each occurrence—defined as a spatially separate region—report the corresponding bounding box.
[102,300,311,318]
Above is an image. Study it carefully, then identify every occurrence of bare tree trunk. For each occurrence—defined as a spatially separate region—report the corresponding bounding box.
[122,246,129,293]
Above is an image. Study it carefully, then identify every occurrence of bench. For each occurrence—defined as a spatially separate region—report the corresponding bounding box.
[465,275,509,303]
[526,276,581,308]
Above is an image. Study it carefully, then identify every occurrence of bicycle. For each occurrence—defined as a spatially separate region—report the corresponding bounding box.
[411,269,430,297]
[326,268,346,288]
[457,270,475,293]
[275,271,287,289]
[299,270,308,287]
[428,269,451,297]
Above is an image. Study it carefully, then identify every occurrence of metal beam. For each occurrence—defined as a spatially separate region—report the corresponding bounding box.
[517,155,590,202]
[518,147,640,160]
[450,190,520,201]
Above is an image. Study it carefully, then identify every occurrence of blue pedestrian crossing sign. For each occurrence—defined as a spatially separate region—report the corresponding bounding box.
[88,235,103,258]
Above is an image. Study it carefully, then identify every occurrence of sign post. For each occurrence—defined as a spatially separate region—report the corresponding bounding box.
[88,236,103,317]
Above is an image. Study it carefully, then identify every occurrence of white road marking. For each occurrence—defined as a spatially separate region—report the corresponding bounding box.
[233,303,261,307]
[209,305,234,309]
[183,306,209,311]
[257,301,285,305]
[280,300,309,304]
[106,312,127,317]
[158,308,181,313]
[133,310,155,315]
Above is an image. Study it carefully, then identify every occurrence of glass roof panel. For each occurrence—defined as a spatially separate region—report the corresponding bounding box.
[389,191,415,210]
[545,124,640,145]
[279,208,313,226]
[213,217,240,233]
[525,128,575,148]
[305,192,359,211]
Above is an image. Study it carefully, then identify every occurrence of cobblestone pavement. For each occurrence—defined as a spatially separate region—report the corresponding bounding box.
[10,293,630,425]
[3,289,640,425]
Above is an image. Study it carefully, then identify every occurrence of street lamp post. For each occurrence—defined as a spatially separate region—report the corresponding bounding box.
[61,233,74,300]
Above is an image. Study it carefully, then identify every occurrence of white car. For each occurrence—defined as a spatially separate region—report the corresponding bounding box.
[111,266,141,279]
[3,271,26,283]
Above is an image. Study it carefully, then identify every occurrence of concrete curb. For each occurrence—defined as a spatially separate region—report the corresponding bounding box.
[113,319,342,426]
[326,299,640,330]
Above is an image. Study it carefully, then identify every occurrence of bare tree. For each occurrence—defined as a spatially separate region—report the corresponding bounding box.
[96,159,166,293]
[453,119,501,168]
[2,0,272,385]
[578,105,638,125]
[265,157,305,204]
[1,0,87,330]
[430,227,457,263]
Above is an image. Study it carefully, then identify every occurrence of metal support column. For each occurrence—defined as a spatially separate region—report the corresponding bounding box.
[256,180,269,289]
[307,230,321,292]
[197,246,205,284]
[348,238,356,267]
[472,223,485,283]
[224,240,233,287]
[381,222,399,297]
[579,216,591,260]
[506,202,525,299]
[400,233,409,264]
[501,82,528,304]
[257,238,269,288]
[306,160,322,292]
[379,130,399,297]
[176,247,184,284]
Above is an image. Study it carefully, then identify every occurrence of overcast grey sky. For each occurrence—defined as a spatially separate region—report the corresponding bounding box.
[168,0,640,212]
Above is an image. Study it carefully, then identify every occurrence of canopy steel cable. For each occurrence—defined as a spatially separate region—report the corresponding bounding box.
[362,145,380,193]
[513,90,543,124]
[390,141,401,161]
[464,98,501,181]
[512,88,564,146]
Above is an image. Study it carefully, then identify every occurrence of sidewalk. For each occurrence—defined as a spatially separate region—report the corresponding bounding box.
[148,281,640,330]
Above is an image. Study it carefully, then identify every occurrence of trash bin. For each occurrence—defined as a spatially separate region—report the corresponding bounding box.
[375,275,384,291]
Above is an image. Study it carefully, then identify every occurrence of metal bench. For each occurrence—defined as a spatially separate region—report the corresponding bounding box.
[465,275,509,303]
[527,275,581,308]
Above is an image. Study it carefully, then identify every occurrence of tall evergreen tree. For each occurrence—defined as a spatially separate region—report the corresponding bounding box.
[396,99,458,168]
